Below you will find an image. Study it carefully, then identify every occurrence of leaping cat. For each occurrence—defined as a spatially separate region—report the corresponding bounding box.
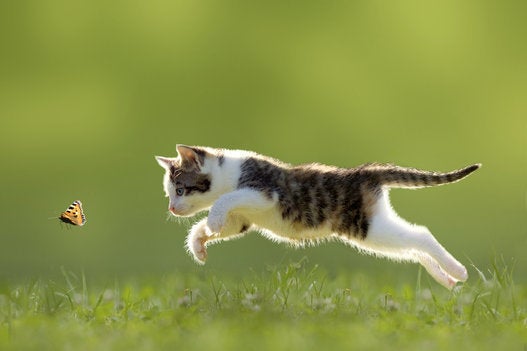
[156,145,480,289]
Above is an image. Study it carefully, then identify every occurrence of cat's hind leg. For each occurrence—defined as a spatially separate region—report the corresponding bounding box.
[364,192,468,288]
[416,253,459,289]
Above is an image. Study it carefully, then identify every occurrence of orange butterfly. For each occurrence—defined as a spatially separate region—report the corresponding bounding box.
[59,200,86,226]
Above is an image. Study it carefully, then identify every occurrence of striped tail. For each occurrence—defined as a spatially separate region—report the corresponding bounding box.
[365,163,481,189]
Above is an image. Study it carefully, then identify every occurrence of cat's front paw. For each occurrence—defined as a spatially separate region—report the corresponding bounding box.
[207,214,225,234]
[186,220,210,264]
[186,235,208,265]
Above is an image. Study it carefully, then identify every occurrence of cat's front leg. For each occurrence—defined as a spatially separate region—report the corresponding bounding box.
[207,189,275,233]
[187,215,253,264]
[207,211,226,234]
[186,218,210,264]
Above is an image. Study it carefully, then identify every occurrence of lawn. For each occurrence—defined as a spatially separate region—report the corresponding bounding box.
[1,259,525,351]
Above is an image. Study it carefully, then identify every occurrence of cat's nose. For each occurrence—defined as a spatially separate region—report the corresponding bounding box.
[169,206,177,215]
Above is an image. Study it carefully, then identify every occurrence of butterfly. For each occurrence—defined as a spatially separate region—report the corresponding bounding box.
[59,200,86,226]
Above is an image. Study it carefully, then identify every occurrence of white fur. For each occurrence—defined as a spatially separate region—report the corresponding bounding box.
[352,190,467,288]
[157,147,468,289]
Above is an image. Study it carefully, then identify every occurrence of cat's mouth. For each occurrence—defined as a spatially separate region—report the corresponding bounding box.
[169,205,193,217]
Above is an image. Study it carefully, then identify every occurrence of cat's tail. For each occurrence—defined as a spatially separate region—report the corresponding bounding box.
[366,163,481,189]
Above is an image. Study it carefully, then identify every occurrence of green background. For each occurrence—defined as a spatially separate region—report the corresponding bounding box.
[1,0,525,284]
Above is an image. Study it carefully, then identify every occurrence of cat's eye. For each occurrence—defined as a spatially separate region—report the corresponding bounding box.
[176,187,185,196]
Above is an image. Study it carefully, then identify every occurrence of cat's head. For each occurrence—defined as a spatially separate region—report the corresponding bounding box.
[155,145,215,217]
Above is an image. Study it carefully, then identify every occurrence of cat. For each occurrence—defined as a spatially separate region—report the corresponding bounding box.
[156,145,480,289]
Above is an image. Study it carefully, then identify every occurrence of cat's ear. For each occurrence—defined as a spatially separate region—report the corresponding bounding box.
[176,145,207,171]
[155,156,174,170]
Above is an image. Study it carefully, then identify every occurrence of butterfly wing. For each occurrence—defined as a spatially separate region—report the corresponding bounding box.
[59,200,86,226]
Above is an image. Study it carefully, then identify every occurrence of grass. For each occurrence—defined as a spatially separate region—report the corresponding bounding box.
[0,258,526,351]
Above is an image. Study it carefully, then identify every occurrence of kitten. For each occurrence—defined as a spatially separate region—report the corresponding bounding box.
[156,145,480,289]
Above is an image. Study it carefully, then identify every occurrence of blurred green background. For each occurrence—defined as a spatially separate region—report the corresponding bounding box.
[1,0,525,284]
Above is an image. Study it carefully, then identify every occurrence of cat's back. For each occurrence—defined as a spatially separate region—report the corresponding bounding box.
[237,152,368,194]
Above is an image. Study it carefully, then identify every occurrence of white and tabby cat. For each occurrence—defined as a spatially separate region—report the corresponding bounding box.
[156,145,480,289]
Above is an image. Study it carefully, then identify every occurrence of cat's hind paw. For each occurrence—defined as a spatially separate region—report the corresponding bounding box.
[418,254,463,290]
